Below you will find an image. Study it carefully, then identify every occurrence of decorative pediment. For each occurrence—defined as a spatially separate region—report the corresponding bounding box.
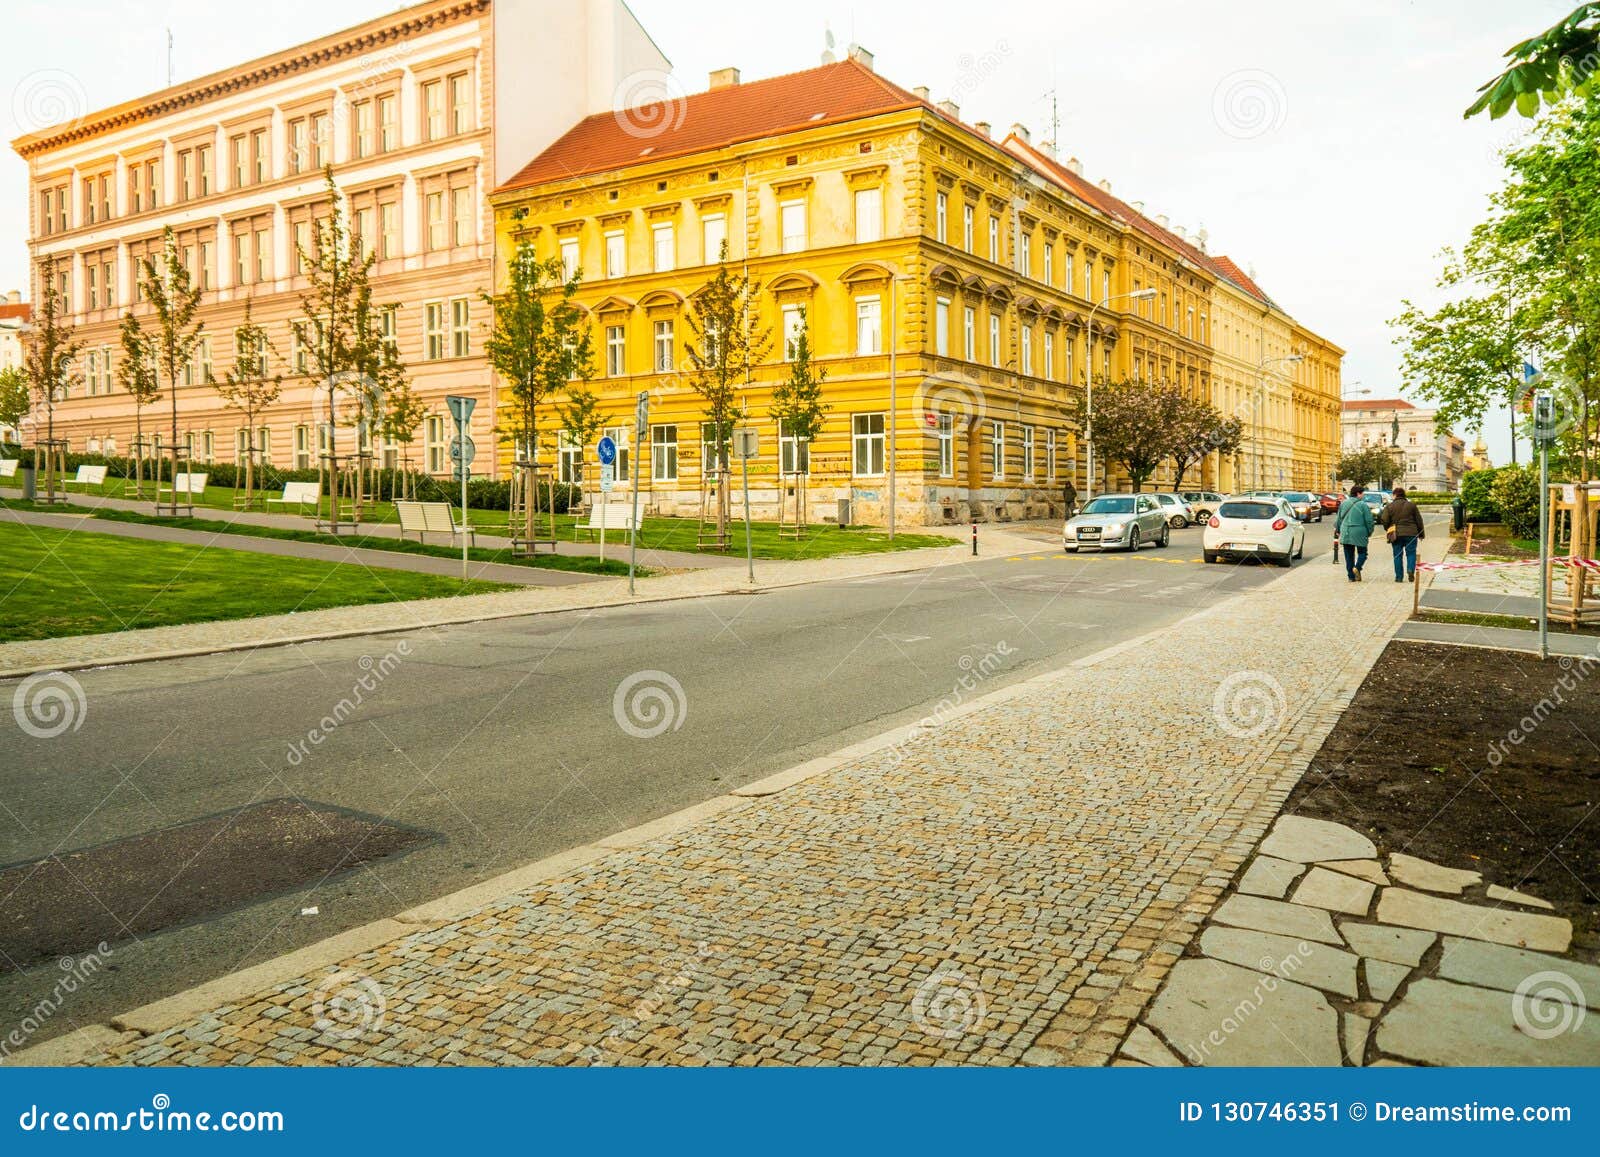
[599,211,631,228]
[839,261,895,286]
[591,295,636,315]
[845,164,888,186]
[638,289,685,309]
[927,263,962,287]
[693,192,733,212]
[555,219,584,236]
[773,176,814,198]
[645,202,680,220]
[768,272,820,295]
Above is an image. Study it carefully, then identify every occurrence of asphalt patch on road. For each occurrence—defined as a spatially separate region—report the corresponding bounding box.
[0,799,431,972]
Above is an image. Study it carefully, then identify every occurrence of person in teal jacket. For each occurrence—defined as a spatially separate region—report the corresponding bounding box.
[1334,486,1376,581]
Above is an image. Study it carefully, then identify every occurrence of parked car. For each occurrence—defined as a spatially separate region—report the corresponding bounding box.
[1064,493,1171,552]
[1360,490,1392,516]
[1319,492,1342,514]
[1203,497,1306,566]
[1278,491,1324,523]
[1150,492,1195,528]
[1179,491,1226,521]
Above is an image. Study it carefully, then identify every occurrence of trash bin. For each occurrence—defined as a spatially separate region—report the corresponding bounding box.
[1451,497,1465,533]
[20,464,36,501]
[836,497,852,527]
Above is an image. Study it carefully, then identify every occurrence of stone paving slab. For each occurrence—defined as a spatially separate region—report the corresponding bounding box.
[59,524,1419,1068]
[1375,888,1571,953]
[1436,938,1600,1010]
[1376,978,1600,1066]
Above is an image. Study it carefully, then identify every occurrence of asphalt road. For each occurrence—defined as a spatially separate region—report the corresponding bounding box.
[0,517,1338,1046]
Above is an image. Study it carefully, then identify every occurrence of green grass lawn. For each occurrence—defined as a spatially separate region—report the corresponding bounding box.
[0,476,958,560]
[0,520,511,642]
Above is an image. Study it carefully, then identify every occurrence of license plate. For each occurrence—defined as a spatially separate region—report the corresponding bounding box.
[1079,528,1101,538]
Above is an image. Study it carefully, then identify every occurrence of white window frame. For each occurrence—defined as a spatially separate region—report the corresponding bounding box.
[423,301,445,360]
[852,412,886,477]
[652,423,678,481]
[701,213,727,264]
[1020,325,1033,376]
[934,297,950,357]
[652,222,675,273]
[1022,425,1036,481]
[781,304,804,362]
[425,415,446,473]
[1046,428,1057,482]
[778,419,810,476]
[989,314,1001,368]
[937,412,954,478]
[606,324,626,377]
[990,420,1005,480]
[780,200,807,254]
[853,186,883,244]
[855,295,882,356]
[963,306,976,361]
[604,230,625,279]
[1043,330,1055,382]
[653,319,675,372]
[963,203,974,252]
[559,237,580,282]
[935,192,947,244]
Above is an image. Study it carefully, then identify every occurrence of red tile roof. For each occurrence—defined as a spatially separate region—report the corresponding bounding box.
[1208,255,1272,304]
[498,59,928,192]
[1343,398,1414,411]
[0,302,30,321]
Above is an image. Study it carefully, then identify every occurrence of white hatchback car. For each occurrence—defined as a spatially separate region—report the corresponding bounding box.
[1203,496,1306,567]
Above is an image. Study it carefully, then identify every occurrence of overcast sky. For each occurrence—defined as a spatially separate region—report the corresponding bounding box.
[2,0,1571,465]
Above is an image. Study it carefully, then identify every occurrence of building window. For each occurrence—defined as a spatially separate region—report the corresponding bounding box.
[652,424,678,481]
[251,129,268,183]
[353,101,375,158]
[452,186,472,248]
[449,71,472,135]
[605,230,625,279]
[230,134,247,188]
[451,298,470,357]
[379,95,399,152]
[606,324,626,376]
[288,119,308,174]
[1020,232,1031,277]
[86,264,99,310]
[963,203,974,252]
[963,306,976,361]
[852,413,885,476]
[559,237,580,281]
[702,213,726,263]
[988,216,999,263]
[855,296,881,356]
[990,420,1005,480]
[294,424,312,469]
[557,430,582,484]
[935,192,947,244]
[781,304,804,361]
[1044,243,1054,285]
[937,412,954,478]
[653,319,675,372]
[1043,330,1054,381]
[780,200,806,254]
[425,416,446,473]
[934,296,950,357]
[652,223,675,272]
[426,191,446,250]
[254,226,270,282]
[854,186,882,244]
[1065,252,1076,296]
[1022,425,1036,480]
[778,420,810,475]
[1103,269,1111,302]
[423,80,446,142]
[424,302,445,360]
[989,314,1001,368]
[1046,428,1057,481]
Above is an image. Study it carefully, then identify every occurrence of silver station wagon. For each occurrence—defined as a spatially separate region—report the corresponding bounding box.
[1063,493,1172,552]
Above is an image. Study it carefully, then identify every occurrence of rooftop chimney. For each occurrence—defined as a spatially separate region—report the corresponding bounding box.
[708,67,740,89]
[1175,225,1188,241]
[974,121,992,138]
[1131,200,1145,214]
[1066,156,1083,176]
[936,99,960,120]
[1097,178,1112,193]
[1196,227,1209,252]
[848,44,874,71]
[1010,122,1030,143]
[1156,213,1170,229]
[1039,140,1056,159]
[913,85,930,102]
[4,290,18,305]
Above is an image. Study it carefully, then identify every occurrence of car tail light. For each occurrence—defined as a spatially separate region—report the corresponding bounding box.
[1271,518,1288,531]
[1208,516,1220,528]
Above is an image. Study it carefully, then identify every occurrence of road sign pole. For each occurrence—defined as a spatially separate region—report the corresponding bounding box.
[444,395,477,584]
[631,392,648,595]
[743,447,754,585]
[1536,392,1551,661]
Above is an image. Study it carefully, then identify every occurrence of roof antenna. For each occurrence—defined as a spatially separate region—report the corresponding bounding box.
[821,25,836,65]
[166,28,175,86]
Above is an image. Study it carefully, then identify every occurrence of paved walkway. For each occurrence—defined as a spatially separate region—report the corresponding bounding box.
[0,525,1034,679]
[2,508,593,587]
[1396,619,1600,658]
[35,528,1442,1067]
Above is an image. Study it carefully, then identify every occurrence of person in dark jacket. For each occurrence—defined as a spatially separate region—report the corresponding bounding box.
[1379,486,1426,582]
[1062,479,1078,520]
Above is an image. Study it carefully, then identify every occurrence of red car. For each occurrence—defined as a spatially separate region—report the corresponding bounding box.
[1319,492,1342,514]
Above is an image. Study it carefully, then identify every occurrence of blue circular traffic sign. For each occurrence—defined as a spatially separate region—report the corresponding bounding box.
[597,436,617,466]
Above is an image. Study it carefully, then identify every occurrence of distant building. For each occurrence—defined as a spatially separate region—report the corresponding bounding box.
[0,291,30,443]
[1340,397,1465,492]
[1464,436,1492,473]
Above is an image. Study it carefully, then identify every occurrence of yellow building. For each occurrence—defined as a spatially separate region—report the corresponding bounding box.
[490,51,1342,525]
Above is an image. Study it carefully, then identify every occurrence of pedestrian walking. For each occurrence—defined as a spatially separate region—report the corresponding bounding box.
[1062,478,1078,520]
[1334,486,1375,582]
[1379,486,1425,583]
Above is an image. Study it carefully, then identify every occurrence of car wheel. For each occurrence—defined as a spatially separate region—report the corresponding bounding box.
[1127,525,1141,552]
[1203,550,1219,564]
[1168,515,1185,529]
[1157,524,1170,548]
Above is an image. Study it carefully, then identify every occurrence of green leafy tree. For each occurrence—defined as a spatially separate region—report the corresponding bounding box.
[1336,445,1405,489]
[1490,463,1541,538]
[1467,3,1600,119]
[1460,466,1503,518]
[557,383,606,508]
[134,226,205,513]
[22,252,82,490]
[379,375,429,497]
[684,242,770,540]
[768,307,829,530]
[482,242,593,538]
[1168,394,1242,490]
[0,366,32,444]
[116,311,161,493]
[214,300,281,505]
[1077,379,1185,492]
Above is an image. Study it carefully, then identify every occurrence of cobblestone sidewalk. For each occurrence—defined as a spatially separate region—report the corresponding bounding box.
[69,546,1424,1067]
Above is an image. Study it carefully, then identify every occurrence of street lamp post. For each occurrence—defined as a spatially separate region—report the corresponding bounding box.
[1253,353,1304,492]
[1083,287,1157,501]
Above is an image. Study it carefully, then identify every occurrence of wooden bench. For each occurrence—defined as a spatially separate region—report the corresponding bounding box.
[64,464,108,491]
[395,500,475,547]
[581,502,638,538]
[267,481,319,507]
[0,459,17,478]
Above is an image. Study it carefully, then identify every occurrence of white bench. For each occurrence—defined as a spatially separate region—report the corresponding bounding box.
[267,481,320,507]
[581,502,638,536]
[157,472,208,498]
[64,464,108,490]
[0,459,17,478]
[395,500,475,546]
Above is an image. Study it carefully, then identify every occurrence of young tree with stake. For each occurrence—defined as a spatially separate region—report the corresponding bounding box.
[115,311,161,496]
[214,300,281,508]
[768,306,829,533]
[133,226,205,515]
[22,252,82,499]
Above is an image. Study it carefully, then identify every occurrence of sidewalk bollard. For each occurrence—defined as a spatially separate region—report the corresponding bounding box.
[971,520,978,556]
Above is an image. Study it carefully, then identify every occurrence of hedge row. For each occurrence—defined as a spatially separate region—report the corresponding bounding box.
[0,443,581,513]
